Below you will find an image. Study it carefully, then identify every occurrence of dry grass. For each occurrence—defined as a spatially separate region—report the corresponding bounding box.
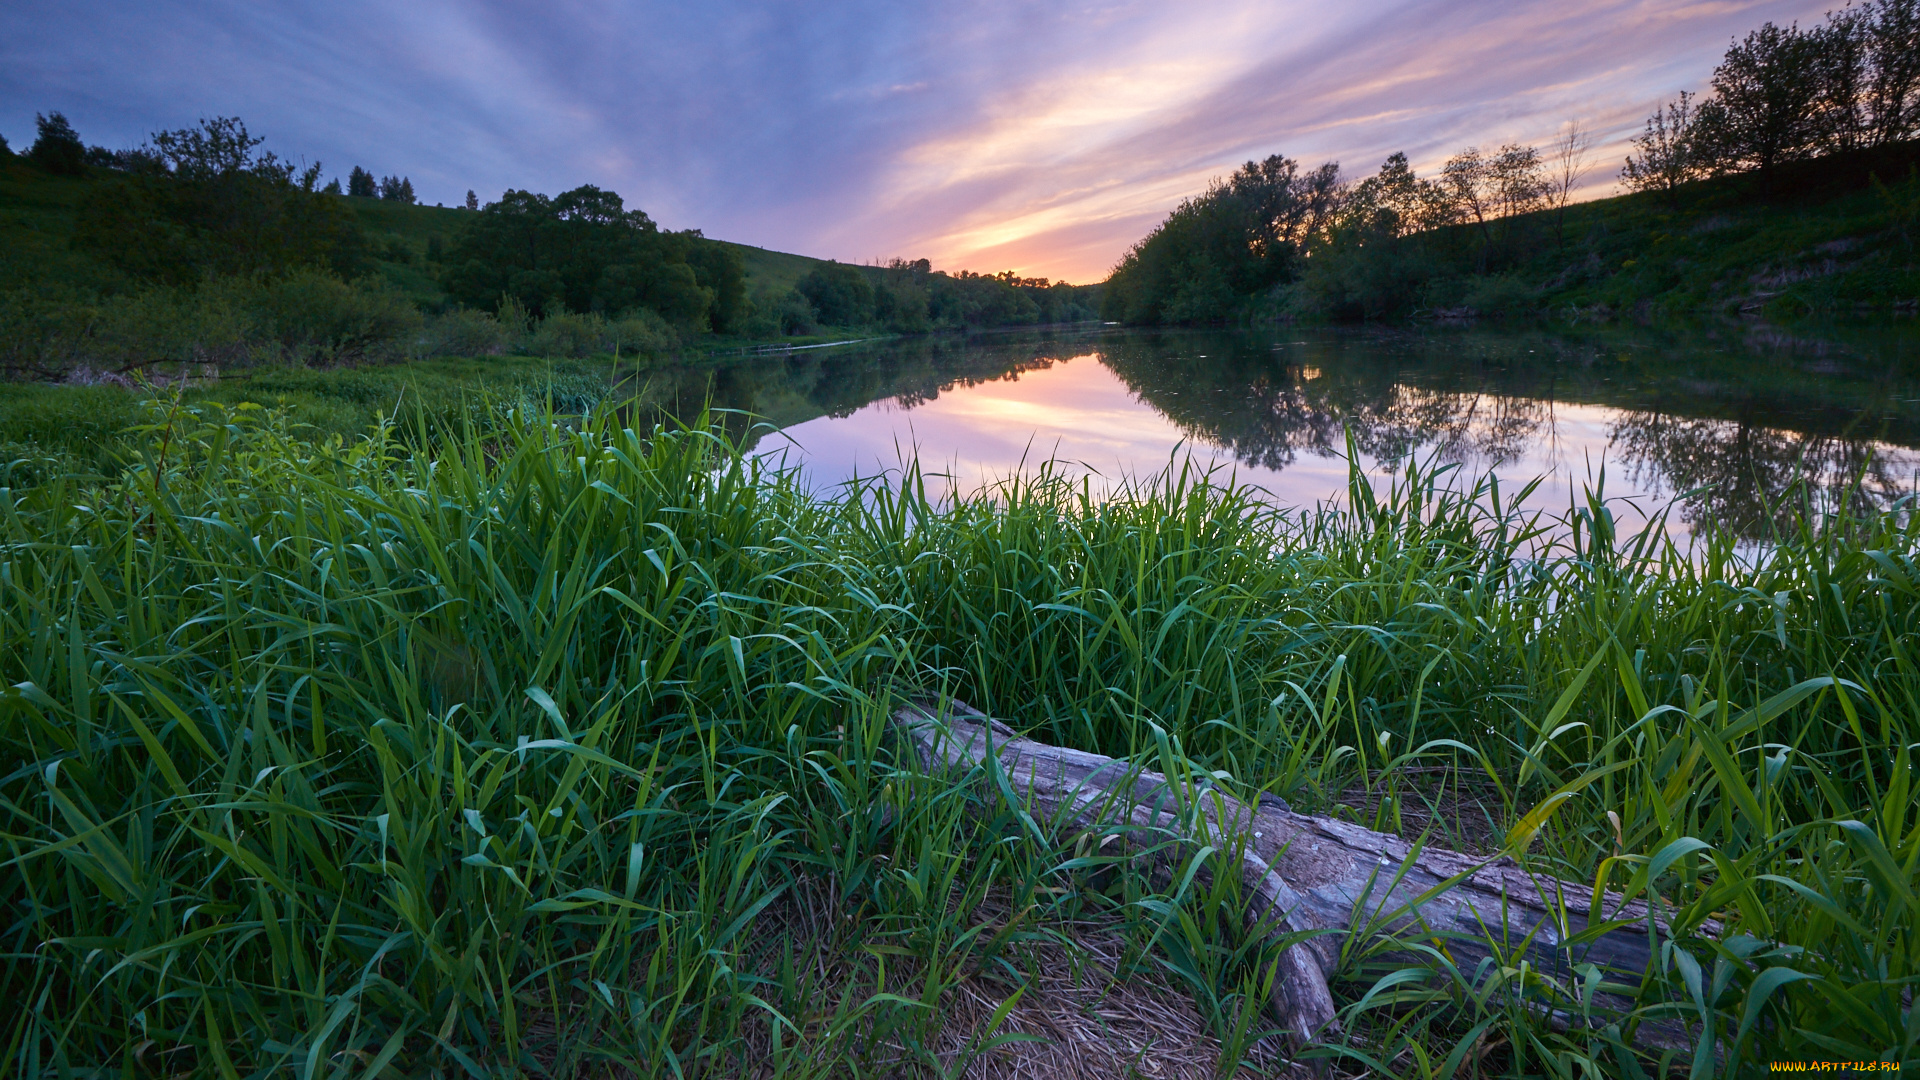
[1328,767,1505,856]
[728,878,1308,1079]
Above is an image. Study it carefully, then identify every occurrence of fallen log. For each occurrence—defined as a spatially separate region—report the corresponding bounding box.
[892,698,1706,1054]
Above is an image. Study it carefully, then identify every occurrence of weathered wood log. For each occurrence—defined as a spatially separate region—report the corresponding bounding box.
[892,698,1705,1054]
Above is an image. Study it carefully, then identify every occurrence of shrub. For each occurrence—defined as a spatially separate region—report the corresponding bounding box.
[238,270,424,365]
[425,308,510,358]
[522,309,677,359]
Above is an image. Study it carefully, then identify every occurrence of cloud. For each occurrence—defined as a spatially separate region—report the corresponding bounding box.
[1,0,1834,280]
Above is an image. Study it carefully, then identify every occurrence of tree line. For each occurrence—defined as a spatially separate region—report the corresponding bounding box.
[1105,0,1920,324]
[2,110,1106,380]
[789,259,1100,335]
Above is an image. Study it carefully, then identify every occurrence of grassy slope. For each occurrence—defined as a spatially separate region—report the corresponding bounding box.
[1434,141,1920,318]
[0,165,832,308]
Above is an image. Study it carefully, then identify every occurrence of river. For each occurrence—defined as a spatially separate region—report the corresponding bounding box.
[628,321,1920,545]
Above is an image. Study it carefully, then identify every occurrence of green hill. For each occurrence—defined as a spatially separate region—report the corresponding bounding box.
[0,162,831,312]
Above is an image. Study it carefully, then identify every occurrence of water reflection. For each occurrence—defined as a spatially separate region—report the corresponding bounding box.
[636,322,1920,542]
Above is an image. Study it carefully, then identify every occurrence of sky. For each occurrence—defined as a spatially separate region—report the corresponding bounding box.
[2,0,1839,284]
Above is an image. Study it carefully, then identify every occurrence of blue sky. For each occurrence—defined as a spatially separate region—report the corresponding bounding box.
[3,0,1833,282]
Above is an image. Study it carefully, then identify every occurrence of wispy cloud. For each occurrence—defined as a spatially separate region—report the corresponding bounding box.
[2,0,1831,282]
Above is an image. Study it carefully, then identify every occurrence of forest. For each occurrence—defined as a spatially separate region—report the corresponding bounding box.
[0,114,1100,384]
[1104,0,1920,324]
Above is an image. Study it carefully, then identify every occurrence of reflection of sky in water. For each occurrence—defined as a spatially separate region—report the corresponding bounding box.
[753,352,1920,547]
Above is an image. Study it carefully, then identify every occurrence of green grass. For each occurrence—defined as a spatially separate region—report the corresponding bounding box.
[1270,141,1920,322]
[0,399,1915,1076]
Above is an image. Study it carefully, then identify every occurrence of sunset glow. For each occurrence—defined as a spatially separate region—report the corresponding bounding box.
[3,0,1840,280]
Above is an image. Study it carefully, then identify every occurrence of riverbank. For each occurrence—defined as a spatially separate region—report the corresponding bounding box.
[2,404,1912,1075]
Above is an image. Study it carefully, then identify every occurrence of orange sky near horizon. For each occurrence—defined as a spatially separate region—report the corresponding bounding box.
[814,0,1844,284]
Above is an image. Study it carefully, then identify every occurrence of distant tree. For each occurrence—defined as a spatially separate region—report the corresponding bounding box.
[1622,91,1708,202]
[84,144,166,173]
[29,112,86,175]
[321,177,342,195]
[465,189,479,211]
[377,175,416,202]
[1694,22,1825,174]
[797,263,876,326]
[348,166,376,197]
[442,183,729,329]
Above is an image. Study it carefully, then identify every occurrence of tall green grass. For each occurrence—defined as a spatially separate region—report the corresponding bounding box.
[1,401,1914,1076]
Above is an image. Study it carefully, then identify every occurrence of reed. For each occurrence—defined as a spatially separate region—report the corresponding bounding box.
[0,399,1913,1076]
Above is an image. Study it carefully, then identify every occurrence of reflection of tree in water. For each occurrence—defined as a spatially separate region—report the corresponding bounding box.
[1097,335,1555,474]
[622,330,1104,450]
[1099,326,1920,539]
[1608,411,1920,540]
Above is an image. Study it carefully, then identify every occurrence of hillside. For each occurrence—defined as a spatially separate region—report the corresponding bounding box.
[1383,140,1920,321]
[0,162,831,311]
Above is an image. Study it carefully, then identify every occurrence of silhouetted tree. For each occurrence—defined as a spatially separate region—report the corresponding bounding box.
[1548,120,1593,245]
[1863,0,1920,144]
[465,189,479,211]
[29,112,85,175]
[1694,22,1824,174]
[347,167,376,197]
[1621,92,1708,202]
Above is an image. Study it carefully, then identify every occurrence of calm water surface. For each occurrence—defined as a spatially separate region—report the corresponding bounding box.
[641,323,1920,543]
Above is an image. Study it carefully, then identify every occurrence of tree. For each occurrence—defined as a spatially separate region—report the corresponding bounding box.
[1103,153,1343,324]
[1488,144,1548,222]
[322,177,342,195]
[1548,120,1593,245]
[347,167,376,197]
[1343,152,1445,238]
[29,112,86,175]
[1863,0,1920,145]
[1621,91,1707,202]
[465,189,479,211]
[1810,6,1871,152]
[0,132,10,158]
[442,183,734,329]
[73,115,364,283]
[797,263,875,326]
[377,175,416,203]
[1696,22,1825,173]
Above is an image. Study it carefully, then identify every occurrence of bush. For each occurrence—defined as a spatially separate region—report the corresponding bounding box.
[238,270,424,365]
[1459,273,1539,316]
[522,309,677,359]
[425,308,510,358]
